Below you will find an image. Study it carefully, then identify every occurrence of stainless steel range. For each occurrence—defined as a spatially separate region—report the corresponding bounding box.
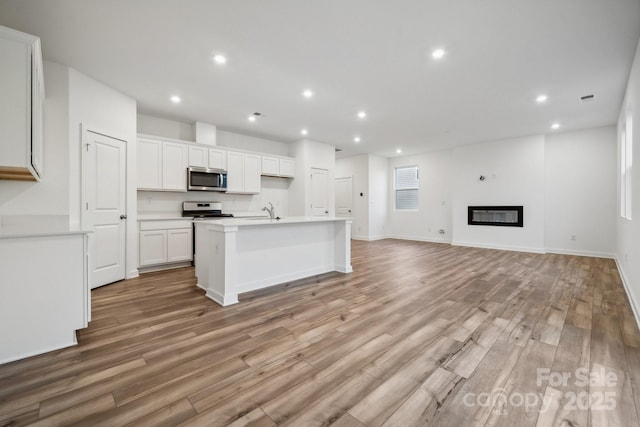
[182,202,233,265]
[181,201,233,219]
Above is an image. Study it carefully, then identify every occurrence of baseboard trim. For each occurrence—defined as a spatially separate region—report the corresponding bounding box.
[384,235,452,244]
[545,248,615,259]
[352,235,386,242]
[615,256,640,331]
[451,240,546,254]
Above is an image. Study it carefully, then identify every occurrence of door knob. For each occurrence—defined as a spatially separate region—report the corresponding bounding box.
[325,210,329,214]
[120,214,127,220]
[348,210,351,213]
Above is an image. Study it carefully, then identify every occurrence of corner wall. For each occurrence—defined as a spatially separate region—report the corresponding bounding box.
[545,126,617,257]
[451,135,546,252]
[617,37,640,323]
[68,68,138,278]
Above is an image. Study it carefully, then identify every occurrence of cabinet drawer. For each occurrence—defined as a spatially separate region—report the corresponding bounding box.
[139,220,192,231]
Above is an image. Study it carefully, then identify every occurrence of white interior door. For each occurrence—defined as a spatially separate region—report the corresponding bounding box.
[311,167,329,216]
[335,177,353,217]
[82,129,127,289]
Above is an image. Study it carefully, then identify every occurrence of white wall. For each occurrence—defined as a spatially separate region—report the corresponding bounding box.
[217,130,289,157]
[0,60,69,216]
[451,135,546,252]
[336,155,369,239]
[137,114,194,141]
[288,139,336,217]
[545,126,617,257]
[138,177,291,217]
[386,149,453,243]
[368,155,388,239]
[68,68,138,278]
[617,38,640,324]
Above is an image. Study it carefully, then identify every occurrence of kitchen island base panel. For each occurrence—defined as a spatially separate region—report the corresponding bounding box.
[195,218,352,306]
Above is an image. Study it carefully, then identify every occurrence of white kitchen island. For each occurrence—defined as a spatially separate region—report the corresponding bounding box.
[194,217,352,306]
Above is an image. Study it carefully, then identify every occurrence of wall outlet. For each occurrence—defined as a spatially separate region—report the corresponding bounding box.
[428,227,431,233]
[570,235,576,241]
[438,229,445,235]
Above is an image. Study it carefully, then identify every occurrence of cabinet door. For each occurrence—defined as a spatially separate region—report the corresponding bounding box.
[137,138,162,190]
[188,146,208,168]
[139,230,167,266]
[208,148,227,170]
[243,154,261,194]
[226,151,244,193]
[261,156,279,176]
[162,142,188,191]
[167,228,192,262]
[279,158,295,178]
[31,46,43,179]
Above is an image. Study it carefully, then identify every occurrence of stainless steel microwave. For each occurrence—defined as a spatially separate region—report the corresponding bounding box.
[187,167,227,192]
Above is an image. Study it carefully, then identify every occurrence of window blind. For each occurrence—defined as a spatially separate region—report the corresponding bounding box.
[395,166,419,210]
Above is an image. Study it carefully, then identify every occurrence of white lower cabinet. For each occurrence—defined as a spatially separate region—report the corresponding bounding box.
[139,220,192,268]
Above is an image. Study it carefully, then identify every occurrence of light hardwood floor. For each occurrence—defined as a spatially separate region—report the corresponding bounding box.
[1,239,640,426]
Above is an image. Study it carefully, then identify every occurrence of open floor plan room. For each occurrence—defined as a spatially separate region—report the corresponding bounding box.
[1,240,638,426]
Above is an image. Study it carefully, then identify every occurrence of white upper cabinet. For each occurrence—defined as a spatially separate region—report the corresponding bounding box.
[243,153,261,194]
[0,25,44,181]
[188,145,208,168]
[261,155,295,178]
[278,158,295,178]
[137,137,187,191]
[261,156,279,176]
[208,148,227,170]
[137,138,162,190]
[227,151,261,194]
[161,142,188,191]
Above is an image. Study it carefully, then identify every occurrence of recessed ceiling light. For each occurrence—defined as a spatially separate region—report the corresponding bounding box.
[357,111,367,119]
[551,123,560,130]
[301,129,308,135]
[302,89,314,98]
[170,95,181,103]
[536,94,548,103]
[354,136,361,143]
[396,148,402,154]
[213,54,227,65]
[248,115,256,122]
[432,48,446,60]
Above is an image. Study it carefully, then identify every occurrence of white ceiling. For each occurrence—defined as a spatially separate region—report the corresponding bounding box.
[1,0,639,158]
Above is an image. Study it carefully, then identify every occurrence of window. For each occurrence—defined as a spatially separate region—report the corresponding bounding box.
[621,112,633,220]
[395,166,419,210]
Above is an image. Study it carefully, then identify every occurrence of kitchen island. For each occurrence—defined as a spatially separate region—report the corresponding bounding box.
[194,217,352,306]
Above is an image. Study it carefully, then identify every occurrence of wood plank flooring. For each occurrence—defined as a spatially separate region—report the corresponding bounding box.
[1,239,640,426]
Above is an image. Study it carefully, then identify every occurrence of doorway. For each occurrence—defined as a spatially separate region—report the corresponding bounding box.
[310,167,329,216]
[81,128,127,289]
[335,177,353,217]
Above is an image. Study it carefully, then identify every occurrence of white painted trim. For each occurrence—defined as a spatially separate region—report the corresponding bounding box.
[615,256,640,331]
[545,248,615,259]
[0,337,77,365]
[335,264,353,273]
[352,235,386,242]
[206,288,239,306]
[138,261,191,274]
[127,269,139,279]
[452,240,546,254]
[385,235,452,244]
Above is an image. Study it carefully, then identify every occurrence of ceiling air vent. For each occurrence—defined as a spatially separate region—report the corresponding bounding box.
[580,94,595,102]
[335,147,343,152]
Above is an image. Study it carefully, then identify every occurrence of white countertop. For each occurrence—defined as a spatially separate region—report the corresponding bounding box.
[0,218,91,239]
[137,214,191,221]
[194,216,352,228]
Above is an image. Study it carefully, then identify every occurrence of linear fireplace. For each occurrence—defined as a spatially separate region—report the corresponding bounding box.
[468,206,523,227]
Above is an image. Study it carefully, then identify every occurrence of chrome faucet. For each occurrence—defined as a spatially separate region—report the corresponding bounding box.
[262,202,275,220]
